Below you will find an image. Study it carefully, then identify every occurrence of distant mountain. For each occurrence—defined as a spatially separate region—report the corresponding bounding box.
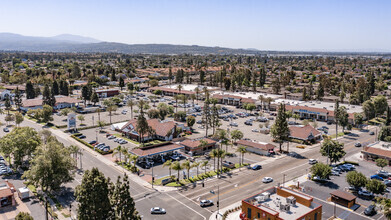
[0,33,260,55]
[51,34,101,44]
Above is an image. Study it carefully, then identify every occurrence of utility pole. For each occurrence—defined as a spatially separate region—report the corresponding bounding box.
[45,196,49,220]
[151,161,154,189]
[283,174,286,187]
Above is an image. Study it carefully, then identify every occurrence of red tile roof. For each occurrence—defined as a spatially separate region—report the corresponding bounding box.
[180,138,216,149]
[121,119,176,138]
[0,188,13,198]
[363,147,391,159]
[236,140,275,151]
[289,125,321,140]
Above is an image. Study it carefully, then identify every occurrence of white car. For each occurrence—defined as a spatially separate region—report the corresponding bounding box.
[150,207,166,214]
[200,199,214,207]
[308,159,317,165]
[358,190,373,197]
[108,135,116,139]
[262,177,273,183]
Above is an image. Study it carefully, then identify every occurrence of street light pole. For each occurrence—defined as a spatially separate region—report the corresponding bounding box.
[151,161,154,189]
[283,174,286,187]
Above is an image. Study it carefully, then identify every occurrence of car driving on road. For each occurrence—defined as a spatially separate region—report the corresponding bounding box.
[200,200,214,207]
[262,177,273,183]
[150,207,166,214]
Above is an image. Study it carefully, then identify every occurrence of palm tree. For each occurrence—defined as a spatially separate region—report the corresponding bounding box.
[69,145,79,166]
[195,87,200,104]
[266,97,273,111]
[163,159,173,177]
[190,94,196,106]
[182,95,188,112]
[182,160,191,180]
[97,120,105,131]
[192,161,200,178]
[178,85,183,94]
[293,114,300,122]
[258,95,264,111]
[174,95,180,113]
[236,146,248,165]
[113,145,123,162]
[216,149,226,174]
[210,149,218,172]
[122,147,129,164]
[171,161,182,182]
[202,160,209,175]
[127,100,135,119]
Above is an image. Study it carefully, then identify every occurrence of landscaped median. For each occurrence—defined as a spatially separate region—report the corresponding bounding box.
[71,133,113,155]
[150,163,249,187]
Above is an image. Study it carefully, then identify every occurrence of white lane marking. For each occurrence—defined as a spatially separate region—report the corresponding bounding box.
[167,193,206,220]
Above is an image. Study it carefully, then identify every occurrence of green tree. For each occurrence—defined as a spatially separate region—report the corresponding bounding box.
[376,158,388,170]
[127,100,135,119]
[362,100,375,120]
[23,137,74,194]
[174,111,186,122]
[78,115,85,125]
[15,112,24,126]
[354,113,363,127]
[4,96,11,115]
[110,174,140,219]
[26,80,35,99]
[373,95,388,117]
[0,127,41,167]
[163,160,172,177]
[320,139,346,164]
[310,162,331,179]
[42,84,51,106]
[182,160,191,179]
[236,146,247,165]
[271,104,290,153]
[90,92,99,106]
[119,77,125,90]
[366,179,386,195]
[338,106,349,133]
[106,105,118,124]
[202,160,209,175]
[346,171,368,189]
[230,130,243,144]
[75,168,112,220]
[186,115,196,130]
[14,87,23,112]
[113,145,123,162]
[171,161,182,182]
[15,212,34,220]
[41,105,53,123]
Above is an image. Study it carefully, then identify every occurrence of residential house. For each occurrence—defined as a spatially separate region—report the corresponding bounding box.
[289,125,322,142]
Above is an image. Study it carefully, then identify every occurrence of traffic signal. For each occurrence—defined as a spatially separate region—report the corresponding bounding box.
[152,177,155,181]
[217,201,219,208]
[202,183,205,187]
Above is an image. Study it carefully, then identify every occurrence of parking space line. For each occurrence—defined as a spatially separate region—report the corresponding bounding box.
[166,193,206,220]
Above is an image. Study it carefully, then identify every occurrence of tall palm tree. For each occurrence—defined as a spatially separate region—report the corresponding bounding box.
[258,95,264,111]
[218,149,226,174]
[190,94,196,106]
[174,95,180,113]
[266,97,273,111]
[194,87,200,104]
[202,160,209,175]
[182,95,188,112]
[127,100,135,119]
[209,149,218,172]
[163,159,173,177]
[236,146,248,165]
[113,145,123,162]
[178,84,183,94]
[192,161,200,178]
[69,145,79,166]
[122,147,129,164]
[171,161,182,182]
[182,160,191,179]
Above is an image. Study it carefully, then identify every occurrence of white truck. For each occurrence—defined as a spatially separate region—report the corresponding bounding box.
[18,187,30,200]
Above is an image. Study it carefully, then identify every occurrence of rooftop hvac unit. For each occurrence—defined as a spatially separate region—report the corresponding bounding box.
[286,196,296,206]
[255,196,266,203]
[280,203,290,212]
[261,192,271,199]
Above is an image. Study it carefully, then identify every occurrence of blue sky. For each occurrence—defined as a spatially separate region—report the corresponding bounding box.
[0,0,390,51]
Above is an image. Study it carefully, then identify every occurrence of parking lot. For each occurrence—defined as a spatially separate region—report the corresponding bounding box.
[302,158,387,219]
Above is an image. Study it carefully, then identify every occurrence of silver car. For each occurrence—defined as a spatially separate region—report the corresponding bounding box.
[150,207,166,214]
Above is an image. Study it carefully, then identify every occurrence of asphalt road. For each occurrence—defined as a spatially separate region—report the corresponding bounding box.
[177,128,377,219]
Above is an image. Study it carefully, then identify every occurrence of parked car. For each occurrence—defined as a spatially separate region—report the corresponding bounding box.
[251,129,259,133]
[331,170,340,176]
[262,177,273,183]
[370,175,383,181]
[384,180,391,187]
[354,142,361,147]
[252,165,262,170]
[229,122,238,127]
[200,200,214,207]
[377,170,391,178]
[79,135,86,139]
[364,205,377,216]
[108,135,116,139]
[369,131,375,135]
[3,127,9,132]
[150,207,166,214]
[308,159,317,165]
[358,189,374,197]
[89,140,97,145]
